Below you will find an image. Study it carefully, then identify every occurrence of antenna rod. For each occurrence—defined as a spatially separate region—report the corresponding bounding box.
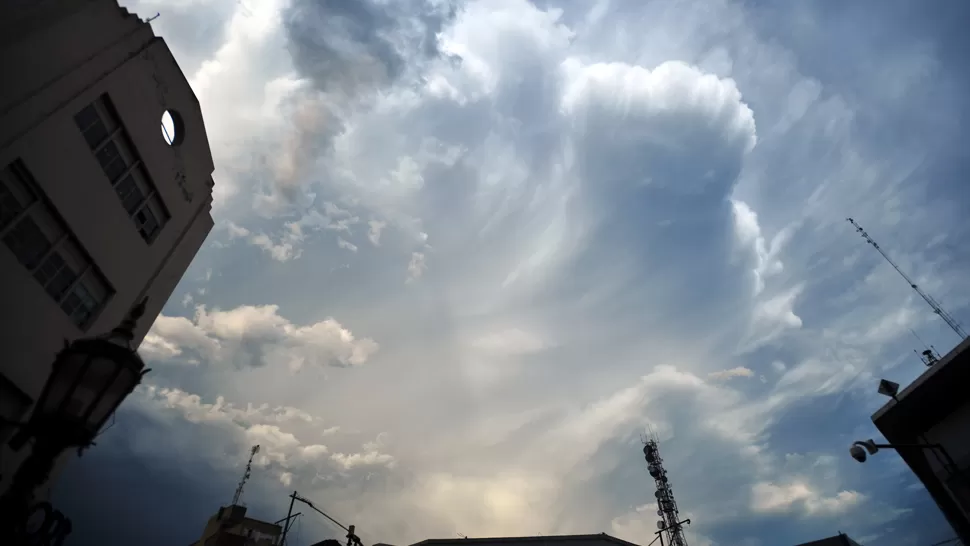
[847,218,967,340]
[231,445,260,506]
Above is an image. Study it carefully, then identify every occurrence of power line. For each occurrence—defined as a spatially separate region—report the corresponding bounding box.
[847,218,967,340]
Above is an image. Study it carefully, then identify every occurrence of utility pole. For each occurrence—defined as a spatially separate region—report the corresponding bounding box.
[280,491,363,546]
[280,491,297,546]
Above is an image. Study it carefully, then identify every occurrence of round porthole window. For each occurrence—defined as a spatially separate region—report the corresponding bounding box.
[161,109,185,146]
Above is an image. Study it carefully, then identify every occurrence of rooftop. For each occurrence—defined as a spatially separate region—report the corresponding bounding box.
[411,534,642,546]
[872,335,970,434]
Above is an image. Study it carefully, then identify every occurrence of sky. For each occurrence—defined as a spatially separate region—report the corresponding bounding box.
[52,0,970,545]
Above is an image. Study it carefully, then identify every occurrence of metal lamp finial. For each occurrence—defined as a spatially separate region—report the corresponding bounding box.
[110,297,148,343]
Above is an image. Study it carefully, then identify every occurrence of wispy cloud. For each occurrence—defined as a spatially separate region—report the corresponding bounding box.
[65,0,970,544]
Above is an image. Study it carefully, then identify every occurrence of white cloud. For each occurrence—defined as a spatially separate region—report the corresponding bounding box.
[407,252,427,282]
[226,221,251,240]
[368,220,386,246]
[139,385,316,426]
[331,450,396,470]
[143,305,379,370]
[561,59,758,192]
[136,385,354,487]
[338,237,359,253]
[751,482,865,517]
[250,232,302,262]
[730,200,791,295]
[708,367,755,381]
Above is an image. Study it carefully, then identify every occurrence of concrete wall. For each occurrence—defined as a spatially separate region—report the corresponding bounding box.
[924,401,970,516]
[0,0,214,496]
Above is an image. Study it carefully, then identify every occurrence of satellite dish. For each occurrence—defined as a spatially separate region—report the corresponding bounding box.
[648,465,662,478]
[656,510,663,516]
[657,521,665,530]
[655,490,665,499]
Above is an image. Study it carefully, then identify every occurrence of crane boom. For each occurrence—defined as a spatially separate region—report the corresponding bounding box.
[847,218,967,340]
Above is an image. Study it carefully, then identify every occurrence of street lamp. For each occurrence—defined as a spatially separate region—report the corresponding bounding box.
[850,439,961,475]
[0,299,152,542]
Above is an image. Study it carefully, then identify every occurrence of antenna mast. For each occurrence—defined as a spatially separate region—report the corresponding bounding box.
[847,218,967,340]
[643,435,690,546]
[232,445,260,506]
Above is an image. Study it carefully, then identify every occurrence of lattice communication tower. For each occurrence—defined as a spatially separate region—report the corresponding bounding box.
[643,438,689,546]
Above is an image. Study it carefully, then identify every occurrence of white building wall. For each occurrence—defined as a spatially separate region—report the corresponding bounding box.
[0,0,214,495]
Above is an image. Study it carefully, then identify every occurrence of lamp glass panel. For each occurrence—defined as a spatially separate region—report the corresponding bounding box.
[87,365,138,427]
[63,354,118,432]
[39,352,88,417]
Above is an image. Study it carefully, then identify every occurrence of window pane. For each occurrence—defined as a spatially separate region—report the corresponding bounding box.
[68,282,102,327]
[46,266,77,301]
[115,176,144,213]
[0,161,38,229]
[0,183,22,230]
[83,120,109,149]
[95,141,126,182]
[74,105,99,131]
[3,216,50,269]
[75,105,109,149]
[68,284,92,325]
[61,292,81,315]
[135,206,159,241]
[33,252,66,286]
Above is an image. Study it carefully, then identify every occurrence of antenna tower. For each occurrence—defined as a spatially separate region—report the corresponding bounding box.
[643,436,689,546]
[232,444,260,506]
[910,329,941,367]
[847,218,967,340]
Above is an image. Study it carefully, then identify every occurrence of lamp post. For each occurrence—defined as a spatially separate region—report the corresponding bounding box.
[849,439,961,474]
[0,299,151,543]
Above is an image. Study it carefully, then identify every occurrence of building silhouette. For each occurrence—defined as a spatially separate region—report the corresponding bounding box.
[872,336,970,541]
[0,0,215,495]
[193,505,283,546]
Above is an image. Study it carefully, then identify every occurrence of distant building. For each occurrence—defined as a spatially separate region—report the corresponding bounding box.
[411,535,641,546]
[872,336,970,541]
[793,533,863,546]
[193,505,283,546]
[0,0,215,495]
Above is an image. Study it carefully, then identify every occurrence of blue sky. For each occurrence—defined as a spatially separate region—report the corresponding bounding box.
[53,0,970,544]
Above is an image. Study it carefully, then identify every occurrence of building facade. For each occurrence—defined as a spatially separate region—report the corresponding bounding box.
[872,336,970,541]
[0,0,215,495]
[193,505,283,546]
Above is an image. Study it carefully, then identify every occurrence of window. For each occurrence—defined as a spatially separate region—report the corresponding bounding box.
[74,95,170,243]
[0,160,113,330]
